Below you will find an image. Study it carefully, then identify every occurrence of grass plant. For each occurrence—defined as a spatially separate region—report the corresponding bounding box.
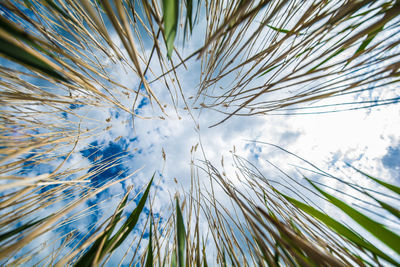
[1,0,399,266]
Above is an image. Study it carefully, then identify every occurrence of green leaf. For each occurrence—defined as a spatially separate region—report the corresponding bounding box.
[74,175,154,266]
[346,25,384,68]
[307,179,400,256]
[163,0,179,59]
[0,217,47,242]
[374,197,400,220]
[348,165,400,195]
[106,175,154,253]
[44,0,74,21]
[361,189,400,220]
[0,17,43,52]
[145,218,153,267]
[258,63,282,78]
[171,248,177,267]
[183,0,193,46]
[281,193,398,265]
[186,0,193,33]
[354,26,383,55]
[73,189,131,266]
[0,37,67,82]
[175,198,186,267]
[73,233,104,266]
[310,48,345,72]
[267,25,290,34]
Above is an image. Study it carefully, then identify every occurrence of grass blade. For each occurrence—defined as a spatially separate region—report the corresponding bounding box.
[106,175,154,253]
[202,239,208,267]
[74,175,154,266]
[175,198,186,267]
[144,218,153,267]
[310,48,345,72]
[348,165,400,195]
[44,0,74,21]
[258,63,282,78]
[267,25,290,34]
[280,193,398,265]
[0,217,47,242]
[185,0,193,33]
[171,248,177,267]
[163,0,179,59]
[354,26,383,56]
[307,179,400,256]
[0,17,45,52]
[0,37,67,82]
[183,0,193,45]
[374,198,400,220]
[73,189,131,266]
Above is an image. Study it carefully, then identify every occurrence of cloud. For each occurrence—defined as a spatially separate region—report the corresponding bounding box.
[55,29,400,264]
[4,1,400,265]
[382,143,400,181]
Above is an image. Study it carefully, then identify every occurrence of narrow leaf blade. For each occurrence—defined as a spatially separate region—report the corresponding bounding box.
[163,0,179,59]
[106,175,154,253]
[281,193,397,265]
[145,218,153,267]
[176,198,186,267]
[0,38,67,82]
[307,179,400,256]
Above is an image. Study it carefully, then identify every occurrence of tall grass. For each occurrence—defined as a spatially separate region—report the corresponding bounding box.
[195,150,400,266]
[1,0,399,266]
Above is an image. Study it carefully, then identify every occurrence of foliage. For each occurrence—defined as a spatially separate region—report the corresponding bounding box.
[0,0,399,266]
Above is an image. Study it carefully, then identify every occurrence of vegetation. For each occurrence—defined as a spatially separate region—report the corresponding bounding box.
[0,0,399,266]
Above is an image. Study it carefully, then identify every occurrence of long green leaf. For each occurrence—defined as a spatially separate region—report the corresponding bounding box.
[374,197,400,220]
[106,175,154,253]
[175,198,186,267]
[171,248,177,267]
[186,0,193,33]
[0,217,47,242]
[362,190,400,220]
[346,25,384,67]
[163,0,179,59]
[44,0,74,21]
[73,189,131,266]
[74,175,154,266]
[351,3,400,60]
[183,0,193,46]
[258,63,282,78]
[0,37,67,82]
[145,218,153,267]
[307,179,400,256]
[348,165,400,195]
[267,25,290,34]
[354,26,383,55]
[281,193,398,265]
[0,17,43,52]
[310,48,345,72]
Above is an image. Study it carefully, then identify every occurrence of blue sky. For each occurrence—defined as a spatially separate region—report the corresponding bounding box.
[1,1,400,265]
[382,144,400,180]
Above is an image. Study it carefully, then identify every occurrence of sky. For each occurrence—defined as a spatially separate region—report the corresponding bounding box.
[1,1,400,265]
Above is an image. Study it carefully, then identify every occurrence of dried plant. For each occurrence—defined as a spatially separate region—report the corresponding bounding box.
[1,0,399,266]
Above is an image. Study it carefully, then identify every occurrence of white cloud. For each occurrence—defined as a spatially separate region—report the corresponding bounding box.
[3,1,400,265]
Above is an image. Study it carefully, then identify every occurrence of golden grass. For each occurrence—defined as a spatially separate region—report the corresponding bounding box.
[1,0,399,265]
